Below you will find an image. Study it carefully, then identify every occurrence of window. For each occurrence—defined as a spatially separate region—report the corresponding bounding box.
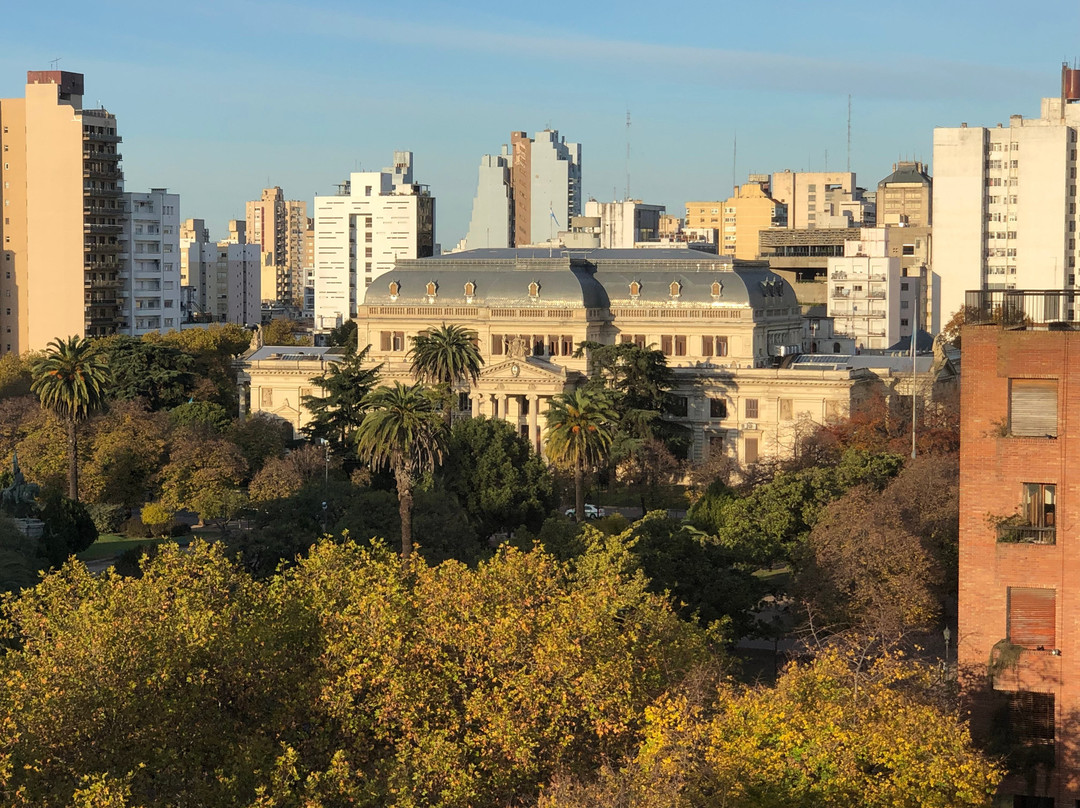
[458,392,470,412]
[744,437,759,465]
[744,398,759,419]
[1008,587,1056,648]
[675,335,686,356]
[900,300,910,309]
[709,398,727,418]
[261,388,273,407]
[702,336,713,357]
[779,398,793,420]
[668,395,688,417]
[561,335,573,355]
[1009,379,1058,437]
[661,335,673,355]
[491,334,503,356]
[392,331,404,351]
[1008,691,1055,752]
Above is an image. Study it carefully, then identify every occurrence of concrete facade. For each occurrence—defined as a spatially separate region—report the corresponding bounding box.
[826,228,919,350]
[719,179,787,260]
[459,130,581,250]
[0,70,126,352]
[120,188,181,335]
[933,70,1080,321]
[771,170,874,231]
[245,187,307,306]
[313,151,435,331]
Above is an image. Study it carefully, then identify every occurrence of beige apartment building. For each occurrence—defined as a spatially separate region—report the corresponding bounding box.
[0,70,125,353]
[718,178,787,260]
[245,187,307,307]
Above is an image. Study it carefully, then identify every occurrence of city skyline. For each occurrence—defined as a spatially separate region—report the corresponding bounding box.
[3,0,1076,244]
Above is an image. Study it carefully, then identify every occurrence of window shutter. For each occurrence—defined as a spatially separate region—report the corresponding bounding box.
[1010,379,1058,437]
[1008,587,1056,648]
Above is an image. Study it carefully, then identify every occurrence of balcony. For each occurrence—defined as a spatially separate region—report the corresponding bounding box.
[84,222,123,235]
[84,186,123,198]
[83,150,121,162]
[966,289,1080,328]
[84,131,122,143]
[996,523,1056,545]
[83,166,123,181]
[85,241,122,253]
[84,259,120,271]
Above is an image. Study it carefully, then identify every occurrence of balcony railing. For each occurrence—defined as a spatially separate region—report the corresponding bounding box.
[966,290,1080,328]
[996,523,1056,545]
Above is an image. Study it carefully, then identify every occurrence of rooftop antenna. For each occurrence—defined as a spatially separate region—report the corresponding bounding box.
[625,109,631,201]
[732,131,737,196]
[49,57,61,69]
[847,94,852,172]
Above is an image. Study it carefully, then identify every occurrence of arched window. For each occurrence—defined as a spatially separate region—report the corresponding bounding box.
[528,281,540,298]
[388,280,400,299]
[669,280,681,298]
[833,342,842,354]
[464,281,475,297]
[711,281,722,299]
[425,281,437,297]
[629,281,641,298]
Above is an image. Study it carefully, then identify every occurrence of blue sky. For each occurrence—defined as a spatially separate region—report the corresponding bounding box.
[3,0,1076,244]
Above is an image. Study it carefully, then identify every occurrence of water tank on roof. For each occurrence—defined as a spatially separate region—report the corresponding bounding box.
[1064,66,1080,102]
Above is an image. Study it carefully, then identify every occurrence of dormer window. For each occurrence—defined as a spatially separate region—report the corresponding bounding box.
[528,281,540,299]
[629,281,641,299]
[388,280,400,300]
[425,280,438,298]
[669,280,681,299]
[711,281,722,299]
[464,281,475,298]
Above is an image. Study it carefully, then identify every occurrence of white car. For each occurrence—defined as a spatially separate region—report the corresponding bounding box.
[565,504,605,519]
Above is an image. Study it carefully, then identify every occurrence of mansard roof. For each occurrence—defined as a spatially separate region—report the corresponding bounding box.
[362,248,797,310]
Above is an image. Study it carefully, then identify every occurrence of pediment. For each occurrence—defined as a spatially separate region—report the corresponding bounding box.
[479,357,567,383]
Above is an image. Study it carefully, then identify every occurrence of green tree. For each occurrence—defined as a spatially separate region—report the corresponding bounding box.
[326,318,358,350]
[543,388,618,522]
[302,346,381,453]
[37,490,98,567]
[159,428,248,528]
[0,352,35,400]
[154,323,252,410]
[408,324,484,424]
[81,400,170,509]
[94,335,195,410]
[168,400,232,433]
[262,318,310,347]
[248,444,332,503]
[30,336,111,501]
[353,382,446,557]
[441,416,554,538]
[229,413,294,477]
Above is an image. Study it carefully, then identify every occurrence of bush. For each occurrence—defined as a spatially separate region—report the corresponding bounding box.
[37,494,98,567]
[120,516,151,539]
[86,503,128,534]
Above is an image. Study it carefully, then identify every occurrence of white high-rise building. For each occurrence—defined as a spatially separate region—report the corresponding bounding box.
[313,151,435,331]
[457,129,580,250]
[120,188,181,335]
[826,228,920,350]
[933,65,1080,319]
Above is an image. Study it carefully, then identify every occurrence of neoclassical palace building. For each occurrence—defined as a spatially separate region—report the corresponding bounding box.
[238,248,897,465]
[351,248,876,464]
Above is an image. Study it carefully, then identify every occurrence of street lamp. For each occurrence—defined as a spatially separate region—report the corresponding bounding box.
[943,626,951,665]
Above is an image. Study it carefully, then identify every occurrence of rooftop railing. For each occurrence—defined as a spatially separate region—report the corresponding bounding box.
[966,290,1080,328]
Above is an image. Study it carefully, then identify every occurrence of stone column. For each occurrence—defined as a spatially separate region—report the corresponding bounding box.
[496,393,507,422]
[527,394,539,452]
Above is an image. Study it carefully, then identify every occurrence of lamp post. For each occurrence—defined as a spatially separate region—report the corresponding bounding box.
[943,626,951,665]
[319,439,330,535]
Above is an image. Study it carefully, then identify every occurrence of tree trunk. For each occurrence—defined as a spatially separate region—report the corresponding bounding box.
[574,459,585,523]
[67,418,79,502]
[395,459,414,557]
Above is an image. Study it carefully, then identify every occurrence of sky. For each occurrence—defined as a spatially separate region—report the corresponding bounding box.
[2,0,1077,245]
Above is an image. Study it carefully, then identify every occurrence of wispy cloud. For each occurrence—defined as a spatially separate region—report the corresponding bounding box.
[241,1,1044,101]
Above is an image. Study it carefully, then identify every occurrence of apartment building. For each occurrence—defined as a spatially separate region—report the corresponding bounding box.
[718,178,787,260]
[245,186,308,306]
[0,70,126,352]
[313,151,434,331]
[933,65,1080,322]
[120,189,181,335]
[826,228,919,350]
[960,289,1080,806]
[771,170,875,230]
[457,130,582,251]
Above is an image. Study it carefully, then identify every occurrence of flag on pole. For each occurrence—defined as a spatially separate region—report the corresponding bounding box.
[549,207,561,229]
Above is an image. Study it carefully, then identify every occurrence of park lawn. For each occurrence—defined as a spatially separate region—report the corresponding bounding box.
[77,534,180,562]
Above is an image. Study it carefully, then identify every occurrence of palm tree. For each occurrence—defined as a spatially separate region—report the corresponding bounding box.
[30,336,111,501]
[408,324,484,424]
[354,382,447,557]
[543,388,618,523]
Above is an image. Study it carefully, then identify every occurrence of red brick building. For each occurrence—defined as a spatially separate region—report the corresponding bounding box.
[961,291,1080,806]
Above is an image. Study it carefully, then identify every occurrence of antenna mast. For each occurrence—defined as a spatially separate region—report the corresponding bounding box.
[625,109,631,201]
[847,94,852,172]
[732,131,737,195]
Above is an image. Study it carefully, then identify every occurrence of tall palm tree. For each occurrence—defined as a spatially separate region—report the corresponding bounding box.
[30,336,111,501]
[354,382,447,557]
[543,388,618,523]
[408,324,484,424]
